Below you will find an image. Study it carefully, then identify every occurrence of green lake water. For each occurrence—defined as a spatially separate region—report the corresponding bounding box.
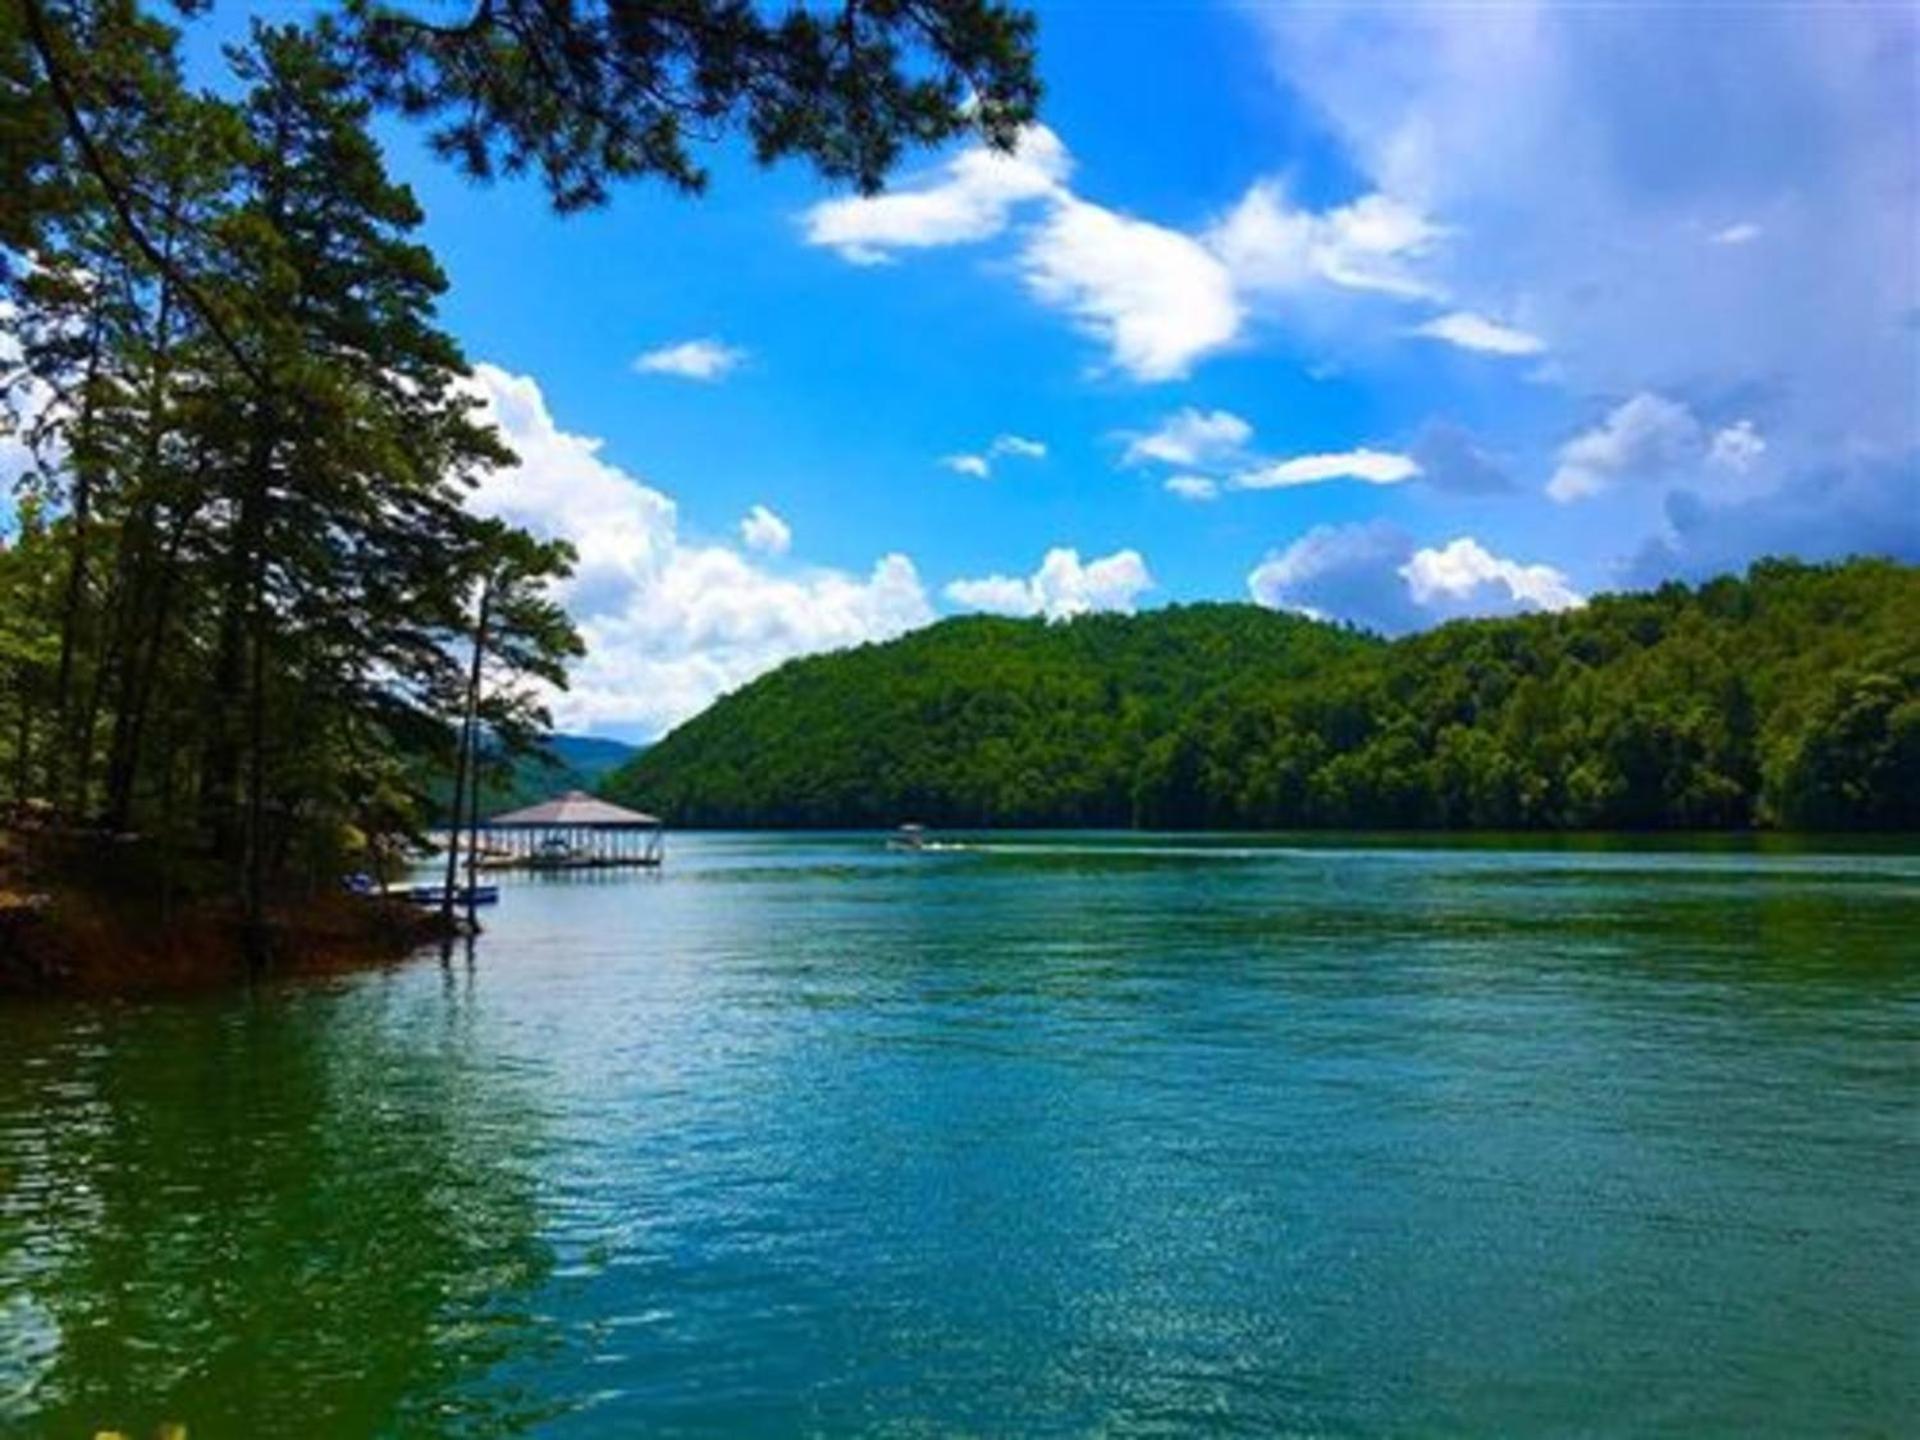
[2,833,1916,1436]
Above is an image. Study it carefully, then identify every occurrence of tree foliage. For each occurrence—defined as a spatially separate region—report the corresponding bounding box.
[3,0,1041,955]
[606,560,1920,832]
[0,15,580,947]
[344,0,1042,208]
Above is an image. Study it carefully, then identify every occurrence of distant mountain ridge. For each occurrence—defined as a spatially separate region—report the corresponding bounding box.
[438,733,642,820]
[603,559,1918,831]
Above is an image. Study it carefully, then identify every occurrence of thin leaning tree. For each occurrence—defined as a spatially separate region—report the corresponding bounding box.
[441,519,581,931]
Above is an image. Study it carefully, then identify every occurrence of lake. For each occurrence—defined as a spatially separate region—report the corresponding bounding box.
[2,833,1916,1436]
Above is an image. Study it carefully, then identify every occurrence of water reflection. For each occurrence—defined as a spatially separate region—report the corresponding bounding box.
[0,976,561,1437]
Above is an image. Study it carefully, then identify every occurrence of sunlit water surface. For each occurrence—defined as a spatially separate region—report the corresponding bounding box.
[2,833,1916,1436]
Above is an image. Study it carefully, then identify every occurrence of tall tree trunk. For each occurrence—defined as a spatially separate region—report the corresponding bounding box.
[104,503,193,832]
[465,715,486,931]
[12,677,32,807]
[48,303,107,815]
[442,575,493,929]
[205,123,285,867]
[243,542,270,971]
[204,413,274,860]
[100,219,180,832]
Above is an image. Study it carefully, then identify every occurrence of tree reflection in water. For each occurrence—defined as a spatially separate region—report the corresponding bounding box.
[0,965,561,1437]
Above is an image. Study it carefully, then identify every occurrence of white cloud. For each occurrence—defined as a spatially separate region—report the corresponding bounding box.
[1207,182,1442,301]
[1230,448,1420,490]
[1120,408,1422,497]
[940,433,1047,479]
[991,434,1047,461]
[941,573,1033,615]
[1248,521,1581,633]
[1164,475,1220,502]
[1708,419,1766,473]
[940,453,992,479]
[1546,399,1778,509]
[1246,2,1918,473]
[633,338,748,382]
[945,546,1155,619]
[1413,310,1545,356]
[467,364,933,735]
[0,390,45,489]
[0,305,60,489]
[1401,537,1583,613]
[1121,407,1253,469]
[801,125,1070,263]
[804,127,1450,382]
[738,503,791,556]
[1021,196,1243,381]
[1547,392,1701,503]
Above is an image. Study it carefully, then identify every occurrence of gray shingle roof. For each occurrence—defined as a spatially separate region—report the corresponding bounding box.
[485,790,662,827]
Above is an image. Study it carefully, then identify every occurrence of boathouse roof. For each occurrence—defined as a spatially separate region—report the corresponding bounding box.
[485,791,663,828]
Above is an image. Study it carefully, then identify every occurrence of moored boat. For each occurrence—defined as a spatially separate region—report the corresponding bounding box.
[404,883,500,907]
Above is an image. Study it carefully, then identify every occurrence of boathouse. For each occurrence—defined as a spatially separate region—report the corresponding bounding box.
[481,791,665,869]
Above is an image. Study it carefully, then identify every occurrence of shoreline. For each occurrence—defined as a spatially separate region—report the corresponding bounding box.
[602,823,1919,851]
[0,888,463,1000]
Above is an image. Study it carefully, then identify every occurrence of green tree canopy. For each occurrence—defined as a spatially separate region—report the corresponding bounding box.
[606,559,1920,833]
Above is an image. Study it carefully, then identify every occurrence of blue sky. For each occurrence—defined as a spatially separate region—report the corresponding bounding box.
[128,3,1920,733]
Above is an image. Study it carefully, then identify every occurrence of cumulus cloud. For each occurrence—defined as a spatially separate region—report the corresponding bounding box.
[804,127,1460,381]
[1247,522,1422,631]
[1207,182,1442,301]
[945,546,1155,619]
[1121,407,1253,469]
[802,125,1071,263]
[1413,310,1545,356]
[1402,537,1583,613]
[738,503,792,556]
[466,364,932,734]
[1230,448,1420,490]
[1246,2,1918,459]
[1547,392,1702,503]
[633,338,749,381]
[942,433,1048,478]
[1248,521,1583,633]
[1164,475,1220,502]
[1020,197,1243,381]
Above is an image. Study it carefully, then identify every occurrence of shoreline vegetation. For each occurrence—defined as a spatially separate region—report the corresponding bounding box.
[607,558,1918,833]
[0,819,466,998]
[3,0,1039,999]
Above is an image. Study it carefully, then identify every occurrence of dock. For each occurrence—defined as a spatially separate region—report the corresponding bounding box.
[473,790,665,871]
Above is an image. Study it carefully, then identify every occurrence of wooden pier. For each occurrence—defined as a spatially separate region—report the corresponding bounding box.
[477,791,665,870]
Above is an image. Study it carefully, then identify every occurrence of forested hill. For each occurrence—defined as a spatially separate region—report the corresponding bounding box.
[603,559,1919,831]
[606,606,1375,826]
